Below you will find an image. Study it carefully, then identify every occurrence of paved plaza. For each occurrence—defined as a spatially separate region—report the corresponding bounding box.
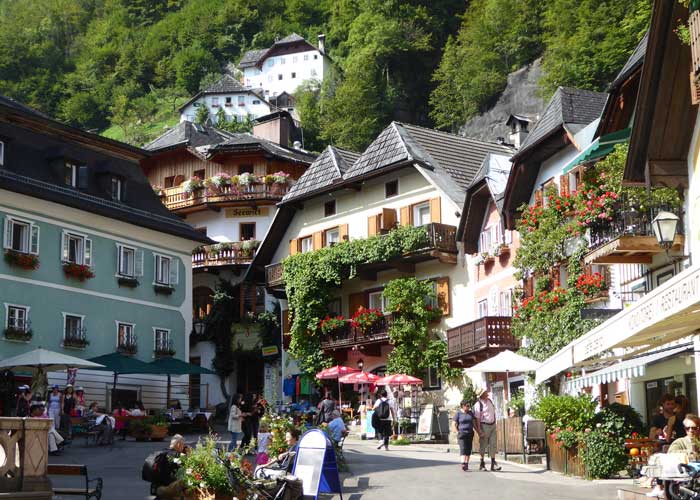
[48,434,625,500]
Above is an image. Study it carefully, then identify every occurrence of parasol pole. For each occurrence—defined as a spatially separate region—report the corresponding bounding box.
[167,374,172,406]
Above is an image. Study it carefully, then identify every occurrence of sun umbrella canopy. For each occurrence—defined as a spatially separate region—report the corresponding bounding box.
[338,372,381,384]
[87,352,163,374]
[375,373,423,385]
[468,350,541,373]
[0,348,105,372]
[315,365,360,380]
[149,357,215,375]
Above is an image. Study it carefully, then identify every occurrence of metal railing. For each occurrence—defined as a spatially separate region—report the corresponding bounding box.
[446,316,517,359]
[588,196,683,250]
[320,314,393,349]
[162,183,290,210]
[63,327,89,348]
[117,334,138,355]
[154,337,175,356]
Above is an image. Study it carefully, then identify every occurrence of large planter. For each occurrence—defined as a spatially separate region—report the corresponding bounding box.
[546,434,586,477]
[150,425,169,441]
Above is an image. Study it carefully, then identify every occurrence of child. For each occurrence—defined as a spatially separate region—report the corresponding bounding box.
[256,422,272,465]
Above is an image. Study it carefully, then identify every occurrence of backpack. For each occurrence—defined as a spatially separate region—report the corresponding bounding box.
[142,449,174,485]
[376,400,390,419]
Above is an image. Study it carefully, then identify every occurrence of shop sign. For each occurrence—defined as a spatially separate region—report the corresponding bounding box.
[262,345,279,357]
[573,267,700,364]
[225,207,268,218]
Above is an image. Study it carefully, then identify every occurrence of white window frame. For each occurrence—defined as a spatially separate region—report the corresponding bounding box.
[116,243,143,278]
[413,202,430,227]
[0,140,4,166]
[425,366,441,390]
[368,291,387,312]
[505,228,513,245]
[65,162,79,187]
[477,299,488,319]
[303,54,309,61]
[154,253,178,287]
[62,312,85,341]
[4,303,29,331]
[292,56,298,63]
[499,289,513,317]
[310,69,317,77]
[116,321,136,348]
[111,177,122,201]
[3,216,39,255]
[300,236,313,253]
[211,97,220,108]
[325,228,340,248]
[153,327,171,352]
[61,230,92,266]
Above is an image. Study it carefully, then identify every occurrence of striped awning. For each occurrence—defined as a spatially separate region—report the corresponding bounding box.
[565,344,691,391]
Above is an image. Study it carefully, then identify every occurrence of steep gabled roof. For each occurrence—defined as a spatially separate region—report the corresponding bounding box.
[283,146,359,202]
[239,49,270,68]
[513,87,608,159]
[276,33,306,44]
[178,75,267,112]
[238,33,321,69]
[143,121,234,152]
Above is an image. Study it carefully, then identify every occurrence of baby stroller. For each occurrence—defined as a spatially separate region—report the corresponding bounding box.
[217,454,303,500]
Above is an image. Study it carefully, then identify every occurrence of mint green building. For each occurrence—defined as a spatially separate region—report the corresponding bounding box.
[0,96,208,411]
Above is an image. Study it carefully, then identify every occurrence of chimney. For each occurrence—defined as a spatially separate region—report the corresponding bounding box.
[318,34,326,53]
[252,112,291,147]
[507,115,531,149]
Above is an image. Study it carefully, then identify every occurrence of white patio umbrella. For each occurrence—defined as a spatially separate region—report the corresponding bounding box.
[0,348,105,399]
[469,350,540,400]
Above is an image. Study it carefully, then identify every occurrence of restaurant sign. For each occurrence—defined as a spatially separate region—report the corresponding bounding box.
[572,266,700,364]
[225,207,269,218]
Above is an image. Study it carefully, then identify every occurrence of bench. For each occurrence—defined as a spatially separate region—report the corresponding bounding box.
[48,464,103,500]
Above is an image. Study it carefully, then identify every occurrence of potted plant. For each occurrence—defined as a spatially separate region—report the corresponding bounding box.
[63,336,89,349]
[62,262,95,281]
[152,185,166,197]
[4,249,39,270]
[147,415,170,441]
[238,172,257,188]
[240,239,259,257]
[473,253,485,266]
[576,272,609,301]
[481,251,494,264]
[351,307,383,333]
[128,418,152,441]
[4,326,32,342]
[182,176,204,197]
[319,315,346,335]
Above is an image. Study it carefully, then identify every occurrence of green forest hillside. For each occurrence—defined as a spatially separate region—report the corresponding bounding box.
[0,0,651,151]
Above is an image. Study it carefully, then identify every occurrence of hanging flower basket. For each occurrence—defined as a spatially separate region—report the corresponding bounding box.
[4,250,39,270]
[62,262,95,281]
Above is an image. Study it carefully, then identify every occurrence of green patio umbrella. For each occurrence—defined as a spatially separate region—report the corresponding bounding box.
[149,357,215,405]
[87,352,164,409]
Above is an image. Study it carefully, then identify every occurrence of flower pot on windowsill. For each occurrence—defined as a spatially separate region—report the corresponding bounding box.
[117,276,139,288]
[62,262,95,281]
[117,344,138,356]
[62,338,89,349]
[154,284,174,295]
[4,327,32,342]
[4,250,40,270]
[154,348,176,358]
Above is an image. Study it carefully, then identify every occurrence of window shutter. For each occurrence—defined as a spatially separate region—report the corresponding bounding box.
[170,258,179,285]
[289,239,299,256]
[84,238,92,267]
[436,277,450,316]
[367,215,378,236]
[381,208,397,230]
[61,232,69,261]
[135,249,144,276]
[534,189,543,207]
[116,244,122,272]
[400,206,411,226]
[338,224,349,242]
[30,224,39,255]
[78,165,89,189]
[3,218,11,249]
[559,175,570,197]
[429,198,441,223]
[312,231,323,250]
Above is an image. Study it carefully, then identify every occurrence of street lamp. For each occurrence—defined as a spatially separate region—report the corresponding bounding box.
[192,317,208,337]
[652,211,680,252]
[357,358,364,371]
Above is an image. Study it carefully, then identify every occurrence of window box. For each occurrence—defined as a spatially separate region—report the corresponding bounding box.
[211,104,220,108]
[4,325,32,342]
[62,262,95,281]
[154,284,174,295]
[4,249,39,270]
[154,346,176,357]
[117,343,138,355]
[225,103,233,107]
[63,336,89,349]
[117,276,139,288]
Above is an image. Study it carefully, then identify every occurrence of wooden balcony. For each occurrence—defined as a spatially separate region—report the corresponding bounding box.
[584,200,684,265]
[161,183,290,213]
[193,243,257,269]
[320,314,393,353]
[446,316,519,368]
[265,223,458,292]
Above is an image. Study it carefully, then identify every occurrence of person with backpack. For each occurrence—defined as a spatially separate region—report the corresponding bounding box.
[453,400,479,471]
[143,434,189,500]
[317,392,336,425]
[372,389,395,451]
[473,387,502,471]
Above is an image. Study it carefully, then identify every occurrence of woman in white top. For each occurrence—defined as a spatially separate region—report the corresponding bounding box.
[228,393,243,452]
[47,385,62,430]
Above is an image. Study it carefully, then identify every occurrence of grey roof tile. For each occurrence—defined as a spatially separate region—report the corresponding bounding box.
[516,87,607,157]
[276,33,306,44]
[282,145,357,202]
[610,31,648,90]
[342,124,410,180]
[211,133,316,164]
[203,74,247,94]
[143,121,233,152]
[239,49,269,68]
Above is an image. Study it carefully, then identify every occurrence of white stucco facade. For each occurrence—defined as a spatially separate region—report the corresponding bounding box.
[243,49,330,98]
[179,92,272,123]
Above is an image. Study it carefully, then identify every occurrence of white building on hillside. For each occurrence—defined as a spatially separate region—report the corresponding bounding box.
[239,33,331,100]
[179,75,272,124]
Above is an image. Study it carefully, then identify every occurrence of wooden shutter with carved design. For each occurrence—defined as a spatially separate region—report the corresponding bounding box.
[436,277,450,316]
[560,175,570,197]
[534,189,543,207]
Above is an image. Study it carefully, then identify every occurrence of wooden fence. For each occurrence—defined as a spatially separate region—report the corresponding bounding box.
[472,416,524,456]
[546,434,586,477]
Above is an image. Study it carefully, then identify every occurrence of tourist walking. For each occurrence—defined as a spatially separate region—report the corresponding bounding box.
[227,393,243,452]
[373,389,395,451]
[453,400,479,471]
[473,387,501,471]
[317,392,336,424]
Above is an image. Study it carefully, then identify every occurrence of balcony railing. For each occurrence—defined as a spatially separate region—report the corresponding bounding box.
[162,183,290,211]
[446,316,518,364]
[62,327,89,349]
[193,242,258,268]
[266,223,458,289]
[320,314,393,350]
[154,338,176,357]
[588,198,683,250]
[117,336,138,355]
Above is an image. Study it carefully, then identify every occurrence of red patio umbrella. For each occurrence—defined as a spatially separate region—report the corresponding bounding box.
[338,371,380,384]
[375,373,423,385]
[316,365,360,407]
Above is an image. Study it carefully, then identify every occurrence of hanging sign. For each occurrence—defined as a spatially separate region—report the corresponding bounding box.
[292,429,343,500]
[262,345,279,357]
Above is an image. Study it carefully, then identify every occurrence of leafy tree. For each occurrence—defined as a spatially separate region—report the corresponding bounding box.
[195,105,210,125]
[294,79,324,151]
[172,42,220,94]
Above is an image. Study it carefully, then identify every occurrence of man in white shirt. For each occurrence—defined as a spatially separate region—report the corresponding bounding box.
[473,388,502,471]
